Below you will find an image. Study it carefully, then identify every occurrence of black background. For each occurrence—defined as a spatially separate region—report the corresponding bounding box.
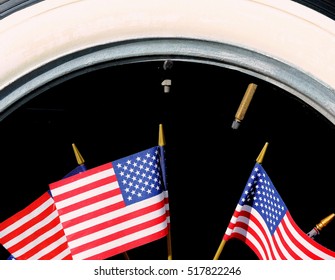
[0,61,335,260]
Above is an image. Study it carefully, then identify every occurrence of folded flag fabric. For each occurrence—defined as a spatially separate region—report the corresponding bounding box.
[1,164,87,260]
[64,164,87,179]
[49,146,169,260]
[0,192,72,260]
[223,162,335,260]
[159,145,170,225]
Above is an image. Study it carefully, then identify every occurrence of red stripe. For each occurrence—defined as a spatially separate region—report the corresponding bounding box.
[280,214,322,259]
[0,192,71,260]
[7,213,61,254]
[58,187,122,216]
[225,207,335,259]
[86,227,168,260]
[62,253,73,260]
[62,201,125,229]
[224,209,240,236]
[18,228,67,259]
[230,232,263,259]
[67,198,165,242]
[0,192,50,232]
[224,208,283,259]
[54,175,117,202]
[39,241,72,260]
[247,211,275,259]
[286,212,335,258]
[73,214,168,259]
[280,215,315,259]
[274,220,302,259]
[229,211,272,259]
[1,203,56,245]
[270,231,287,259]
[50,162,113,190]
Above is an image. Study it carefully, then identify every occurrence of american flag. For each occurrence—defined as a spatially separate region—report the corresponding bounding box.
[0,192,72,260]
[0,164,87,260]
[49,146,169,260]
[224,162,335,259]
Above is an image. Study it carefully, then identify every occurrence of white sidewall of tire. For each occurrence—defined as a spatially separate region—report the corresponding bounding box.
[1,0,335,120]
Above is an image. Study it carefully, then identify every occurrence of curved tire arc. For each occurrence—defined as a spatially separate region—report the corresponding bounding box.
[0,0,335,122]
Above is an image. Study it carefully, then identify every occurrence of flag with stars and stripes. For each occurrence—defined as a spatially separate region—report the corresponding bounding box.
[1,164,87,260]
[0,192,72,260]
[49,146,169,260]
[223,162,335,259]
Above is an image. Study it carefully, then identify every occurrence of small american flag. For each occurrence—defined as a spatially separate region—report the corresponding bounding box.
[0,192,72,260]
[0,164,87,260]
[49,146,169,260]
[224,162,335,259]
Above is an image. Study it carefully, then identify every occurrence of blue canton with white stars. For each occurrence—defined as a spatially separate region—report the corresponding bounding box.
[239,163,288,235]
[113,146,163,206]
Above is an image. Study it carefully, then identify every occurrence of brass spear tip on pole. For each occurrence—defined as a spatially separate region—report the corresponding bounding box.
[158,124,166,147]
[316,213,335,231]
[72,143,85,165]
[256,142,269,164]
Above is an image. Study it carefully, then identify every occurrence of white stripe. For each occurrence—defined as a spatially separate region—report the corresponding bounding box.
[59,193,123,224]
[72,221,168,260]
[231,226,267,260]
[52,247,72,260]
[0,197,53,237]
[13,222,64,257]
[3,210,59,248]
[51,167,115,196]
[275,221,311,259]
[232,206,332,260]
[249,208,284,260]
[29,235,69,260]
[283,215,335,259]
[64,193,165,236]
[232,208,276,259]
[226,205,283,260]
[55,181,119,209]
[271,229,295,259]
[232,215,272,259]
[68,205,167,248]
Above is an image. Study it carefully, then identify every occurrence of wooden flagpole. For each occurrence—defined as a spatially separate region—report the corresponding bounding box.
[213,240,227,260]
[213,142,269,260]
[71,143,130,260]
[158,124,173,260]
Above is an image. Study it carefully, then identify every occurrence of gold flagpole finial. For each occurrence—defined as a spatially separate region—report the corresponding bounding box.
[159,124,166,147]
[316,213,335,231]
[72,143,85,165]
[256,142,269,164]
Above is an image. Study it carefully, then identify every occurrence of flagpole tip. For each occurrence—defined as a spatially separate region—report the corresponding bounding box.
[158,124,166,146]
[316,213,335,231]
[72,143,85,165]
[256,142,269,164]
